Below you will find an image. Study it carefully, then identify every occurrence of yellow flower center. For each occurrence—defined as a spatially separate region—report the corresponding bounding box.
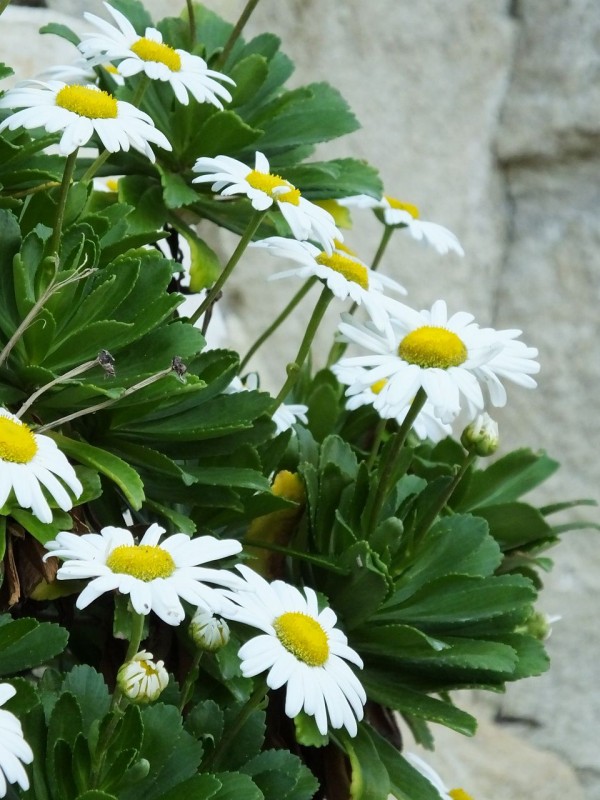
[130,37,182,71]
[274,611,329,667]
[449,790,474,800]
[106,544,175,581]
[55,85,118,119]
[385,195,420,219]
[398,325,467,369]
[370,378,388,395]
[0,417,38,464]
[316,252,369,289]
[246,170,301,205]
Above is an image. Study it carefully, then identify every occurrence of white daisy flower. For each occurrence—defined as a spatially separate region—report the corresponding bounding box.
[79,2,234,108]
[0,408,83,524]
[252,236,407,336]
[44,523,242,625]
[226,565,366,737]
[192,152,341,254]
[332,365,452,442]
[0,683,34,797]
[117,650,168,704]
[336,300,539,424]
[0,81,171,160]
[339,194,464,256]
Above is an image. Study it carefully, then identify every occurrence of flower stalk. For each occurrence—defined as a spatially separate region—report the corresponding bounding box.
[190,209,266,326]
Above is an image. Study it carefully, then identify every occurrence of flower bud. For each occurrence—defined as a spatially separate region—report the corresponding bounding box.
[117,650,168,704]
[461,412,499,456]
[189,608,230,652]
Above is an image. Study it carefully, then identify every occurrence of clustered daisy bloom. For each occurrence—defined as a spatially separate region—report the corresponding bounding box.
[339,193,464,256]
[117,650,169,704]
[0,81,171,160]
[226,566,366,737]
[336,300,539,424]
[253,236,407,336]
[193,152,340,253]
[44,523,242,625]
[0,684,34,797]
[0,408,82,524]
[79,2,234,107]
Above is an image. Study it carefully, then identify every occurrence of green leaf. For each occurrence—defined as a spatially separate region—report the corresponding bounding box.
[293,711,328,748]
[338,725,390,800]
[228,54,269,107]
[108,0,153,32]
[361,672,477,735]
[159,169,201,209]
[366,727,441,800]
[191,111,263,158]
[457,449,559,510]
[0,62,14,81]
[61,666,111,736]
[10,507,74,545]
[210,772,263,800]
[40,21,81,46]
[118,175,166,233]
[158,775,223,800]
[0,616,69,676]
[379,574,536,628]
[51,433,145,510]
[474,503,553,549]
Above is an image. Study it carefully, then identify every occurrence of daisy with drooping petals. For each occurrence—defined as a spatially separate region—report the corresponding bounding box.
[225,565,366,737]
[332,364,452,442]
[192,152,341,253]
[44,523,242,625]
[78,3,234,108]
[0,408,83,524]
[336,300,539,423]
[0,81,171,160]
[252,236,407,336]
[0,683,34,798]
[339,194,464,256]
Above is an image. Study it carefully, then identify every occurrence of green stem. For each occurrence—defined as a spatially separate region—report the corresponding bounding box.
[240,277,317,371]
[178,651,203,713]
[366,417,388,471]
[271,286,333,410]
[80,150,110,184]
[49,149,78,258]
[366,387,427,535]
[371,224,395,271]
[214,0,262,68]
[205,679,268,770]
[412,450,477,544]
[185,0,196,48]
[190,209,265,325]
[0,0,12,16]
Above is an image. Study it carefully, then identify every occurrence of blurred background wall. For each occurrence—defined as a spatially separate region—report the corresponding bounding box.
[2,1,599,797]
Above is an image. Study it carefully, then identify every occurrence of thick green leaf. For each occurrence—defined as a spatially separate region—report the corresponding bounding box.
[61,666,111,736]
[51,433,145,510]
[367,727,441,800]
[474,503,553,549]
[0,616,68,676]
[338,725,390,800]
[457,449,559,510]
[361,672,477,735]
[158,774,222,800]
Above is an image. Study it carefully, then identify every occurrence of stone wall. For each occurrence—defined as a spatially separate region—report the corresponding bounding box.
[1,1,598,797]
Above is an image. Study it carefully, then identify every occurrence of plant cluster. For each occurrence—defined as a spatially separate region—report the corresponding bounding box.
[0,1,594,799]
